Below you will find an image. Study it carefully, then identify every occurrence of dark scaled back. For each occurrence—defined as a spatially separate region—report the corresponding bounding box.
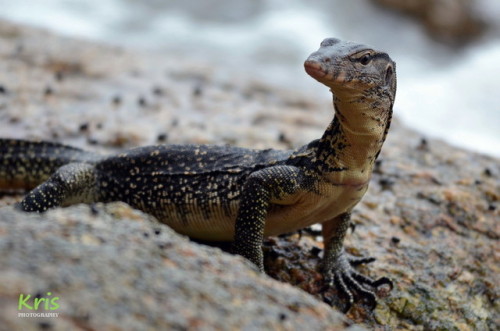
[97,144,291,176]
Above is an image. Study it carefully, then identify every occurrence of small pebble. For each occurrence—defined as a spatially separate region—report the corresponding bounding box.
[90,204,99,215]
[55,71,64,82]
[79,123,89,132]
[138,96,147,107]
[80,312,91,322]
[379,177,395,190]
[44,86,54,96]
[417,137,429,150]
[38,321,52,330]
[87,138,98,145]
[278,132,291,145]
[152,86,164,96]
[130,70,141,77]
[112,95,122,105]
[391,236,401,244]
[15,43,24,54]
[193,84,203,97]
[157,133,168,143]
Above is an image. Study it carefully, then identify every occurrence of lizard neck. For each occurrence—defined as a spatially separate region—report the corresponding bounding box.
[314,88,393,180]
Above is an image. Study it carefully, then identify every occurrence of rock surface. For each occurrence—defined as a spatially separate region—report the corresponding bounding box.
[0,19,499,330]
[372,0,488,44]
[0,203,353,331]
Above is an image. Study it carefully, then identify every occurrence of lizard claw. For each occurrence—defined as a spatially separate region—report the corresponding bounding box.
[322,252,392,312]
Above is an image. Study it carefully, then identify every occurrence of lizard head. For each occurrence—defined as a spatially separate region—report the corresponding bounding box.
[304,38,396,101]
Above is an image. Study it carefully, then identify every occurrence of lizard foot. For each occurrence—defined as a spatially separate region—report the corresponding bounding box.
[322,252,393,312]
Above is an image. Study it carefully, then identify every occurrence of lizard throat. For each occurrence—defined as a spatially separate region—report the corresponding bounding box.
[314,92,393,175]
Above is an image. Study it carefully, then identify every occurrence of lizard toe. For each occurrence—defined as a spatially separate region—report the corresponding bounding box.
[372,276,394,290]
[322,252,392,311]
[342,271,377,310]
[348,255,376,266]
[334,270,355,313]
[352,271,393,291]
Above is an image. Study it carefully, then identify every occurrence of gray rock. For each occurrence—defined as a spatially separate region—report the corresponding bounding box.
[0,203,352,330]
[372,0,488,45]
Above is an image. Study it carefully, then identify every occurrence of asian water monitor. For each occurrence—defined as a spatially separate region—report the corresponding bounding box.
[0,38,396,311]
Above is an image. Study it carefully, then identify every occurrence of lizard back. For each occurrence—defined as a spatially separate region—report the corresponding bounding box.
[94,144,292,239]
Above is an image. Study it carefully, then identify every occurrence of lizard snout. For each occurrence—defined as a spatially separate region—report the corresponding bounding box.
[304,59,326,80]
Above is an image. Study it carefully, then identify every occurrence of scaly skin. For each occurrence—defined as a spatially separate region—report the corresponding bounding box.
[0,38,396,311]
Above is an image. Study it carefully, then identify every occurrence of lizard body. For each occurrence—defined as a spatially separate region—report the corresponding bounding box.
[0,38,396,310]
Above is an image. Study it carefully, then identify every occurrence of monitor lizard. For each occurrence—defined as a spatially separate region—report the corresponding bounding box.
[0,38,396,311]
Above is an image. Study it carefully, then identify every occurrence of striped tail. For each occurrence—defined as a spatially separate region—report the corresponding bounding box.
[0,139,100,191]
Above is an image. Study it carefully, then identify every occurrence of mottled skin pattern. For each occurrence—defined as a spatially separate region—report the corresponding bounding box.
[0,38,396,311]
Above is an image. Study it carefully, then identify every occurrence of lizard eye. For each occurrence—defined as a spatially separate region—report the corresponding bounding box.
[359,54,372,65]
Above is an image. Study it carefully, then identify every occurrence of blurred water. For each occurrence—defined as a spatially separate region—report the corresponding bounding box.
[1,0,499,156]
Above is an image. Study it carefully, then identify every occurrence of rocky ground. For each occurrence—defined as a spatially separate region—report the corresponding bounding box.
[0,20,498,330]
[372,0,491,45]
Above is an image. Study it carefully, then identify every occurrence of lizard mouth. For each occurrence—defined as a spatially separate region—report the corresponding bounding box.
[304,61,327,80]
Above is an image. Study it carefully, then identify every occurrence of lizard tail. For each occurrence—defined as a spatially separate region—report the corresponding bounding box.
[0,139,101,191]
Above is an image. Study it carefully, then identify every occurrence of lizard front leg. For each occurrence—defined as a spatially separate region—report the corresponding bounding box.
[232,165,303,271]
[322,213,393,312]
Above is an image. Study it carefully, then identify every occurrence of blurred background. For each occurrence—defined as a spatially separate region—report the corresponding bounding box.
[0,0,499,156]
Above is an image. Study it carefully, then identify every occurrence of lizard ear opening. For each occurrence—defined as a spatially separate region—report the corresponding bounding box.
[384,65,394,87]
